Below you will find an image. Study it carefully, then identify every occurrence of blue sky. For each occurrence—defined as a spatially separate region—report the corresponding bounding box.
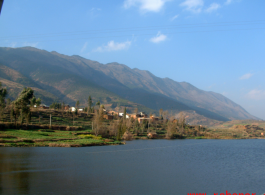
[0,0,265,119]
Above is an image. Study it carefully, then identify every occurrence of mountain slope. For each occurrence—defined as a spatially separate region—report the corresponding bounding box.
[0,46,257,120]
[57,54,255,120]
[0,58,155,114]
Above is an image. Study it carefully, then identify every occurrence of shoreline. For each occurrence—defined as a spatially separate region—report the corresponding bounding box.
[1,130,264,148]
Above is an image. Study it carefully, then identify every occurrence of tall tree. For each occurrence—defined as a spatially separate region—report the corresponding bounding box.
[0,82,7,108]
[14,87,35,124]
[92,110,102,136]
[0,82,7,120]
[159,108,163,119]
[123,107,127,120]
[96,100,100,106]
[61,102,65,110]
[134,107,138,114]
[30,97,36,107]
[88,96,92,113]
[36,98,41,107]
[76,100,80,110]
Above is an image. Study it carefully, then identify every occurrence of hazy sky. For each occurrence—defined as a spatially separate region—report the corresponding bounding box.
[0,0,265,119]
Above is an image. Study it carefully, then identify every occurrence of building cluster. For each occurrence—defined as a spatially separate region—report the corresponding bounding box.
[105,111,160,123]
[36,104,161,124]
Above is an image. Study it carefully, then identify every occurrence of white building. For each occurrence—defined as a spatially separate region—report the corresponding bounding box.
[119,113,129,119]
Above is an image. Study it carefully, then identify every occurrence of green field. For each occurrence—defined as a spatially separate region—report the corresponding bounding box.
[0,129,123,147]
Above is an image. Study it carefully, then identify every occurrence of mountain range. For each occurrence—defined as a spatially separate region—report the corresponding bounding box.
[0,47,258,122]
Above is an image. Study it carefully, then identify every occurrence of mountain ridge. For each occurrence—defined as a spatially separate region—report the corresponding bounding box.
[0,46,258,121]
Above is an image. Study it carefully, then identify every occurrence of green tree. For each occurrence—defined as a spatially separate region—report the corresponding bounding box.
[6,98,11,107]
[123,107,127,120]
[133,119,140,135]
[14,87,35,124]
[0,82,7,108]
[30,97,36,107]
[50,102,61,110]
[96,100,100,106]
[117,120,124,141]
[36,98,41,107]
[88,96,92,114]
[76,100,80,110]
[62,102,65,111]
[10,106,14,123]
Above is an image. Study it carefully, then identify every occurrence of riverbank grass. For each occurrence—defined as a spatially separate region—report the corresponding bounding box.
[0,129,123,147]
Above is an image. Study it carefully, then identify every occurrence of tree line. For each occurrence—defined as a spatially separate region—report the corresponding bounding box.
[0,82,41,124]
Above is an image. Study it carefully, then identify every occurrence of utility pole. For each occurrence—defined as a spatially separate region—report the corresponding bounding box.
[50,114,51,127]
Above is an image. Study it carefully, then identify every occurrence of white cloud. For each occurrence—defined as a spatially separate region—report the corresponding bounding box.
[246,89,265,100]
[88,8,101,18]
[180,0,204,13]
[239,73,254,80]
[225,0,232,5]
[23,42,38,47]
[9,42,17,48]
[150,32,167,43]
[94,40,131,52]
[208,83,216,89]
[205,3,221,12]
[81,42,88,53]
[123,0,170,12]
[222,91,228,96]
[171,14,179,21]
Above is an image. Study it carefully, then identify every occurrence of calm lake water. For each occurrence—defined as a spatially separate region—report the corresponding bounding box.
[0,139,264,195]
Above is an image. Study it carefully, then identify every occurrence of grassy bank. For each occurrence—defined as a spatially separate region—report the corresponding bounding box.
[0,129,123,147]
[1,127,264,148]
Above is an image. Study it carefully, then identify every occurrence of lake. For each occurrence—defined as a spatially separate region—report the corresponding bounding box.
[0,139,264,195]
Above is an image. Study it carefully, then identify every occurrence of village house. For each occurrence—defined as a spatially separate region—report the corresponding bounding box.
[138,117,151,124]
[119,113,129,119]
[104,114,114,120]
[70,107,76,112]
[107,110,118,115]
[64,105,70,110]
[138,112,148,118]
[130,113,137,119]
[147,132,158,139]
[130,112,148,119]
[39,104,49,109]
[150,116,159,122]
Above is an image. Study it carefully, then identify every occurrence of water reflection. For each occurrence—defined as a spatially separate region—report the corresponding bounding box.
[0,140,264,195]
[0,150,31,194]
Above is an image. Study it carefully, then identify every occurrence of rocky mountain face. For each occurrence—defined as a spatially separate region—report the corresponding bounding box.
[0,47,258,121]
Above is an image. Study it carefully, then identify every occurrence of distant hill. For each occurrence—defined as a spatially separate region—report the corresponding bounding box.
[0,46,258,121]
[208,119,265,129]
[0,65,155,115]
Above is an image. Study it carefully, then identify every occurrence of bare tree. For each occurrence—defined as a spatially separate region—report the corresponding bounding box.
[134,107,138,114]
[92,110,103,136]
[178,112,186,135]
[166,120,176,139]
[109,119,120,137]
[126,118,133,132]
